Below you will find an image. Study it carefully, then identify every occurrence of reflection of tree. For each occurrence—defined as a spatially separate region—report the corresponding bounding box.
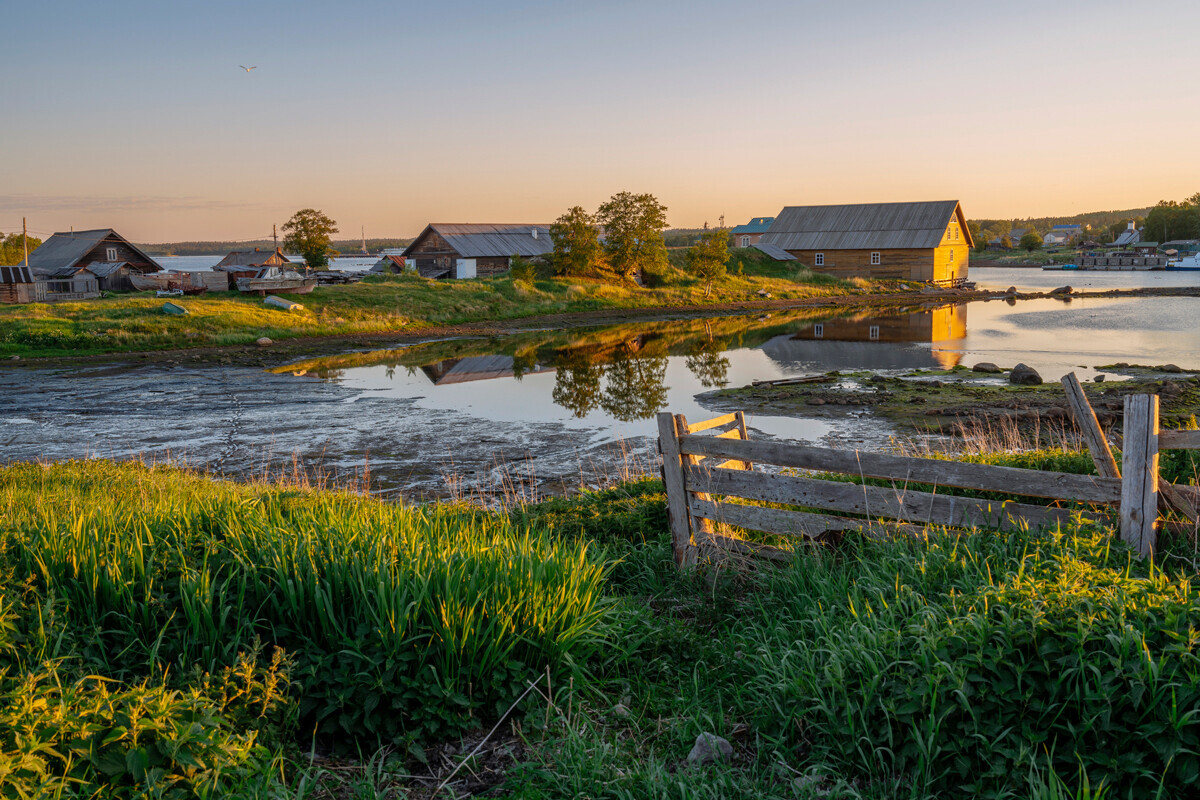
[512,348,538,381]
[684,341,731,388]
[600,353,668,422]
[552,362,603,417]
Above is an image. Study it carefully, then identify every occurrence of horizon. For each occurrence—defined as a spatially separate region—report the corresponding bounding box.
[3,0,1199,242]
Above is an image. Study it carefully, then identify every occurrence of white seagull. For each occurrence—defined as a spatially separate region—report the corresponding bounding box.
[239,65,257,72]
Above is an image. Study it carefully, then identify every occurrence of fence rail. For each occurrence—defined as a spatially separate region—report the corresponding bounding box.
[658,373,1198,568]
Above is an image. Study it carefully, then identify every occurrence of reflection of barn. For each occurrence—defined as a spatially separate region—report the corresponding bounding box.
[419,355,555,385]
[765,306,967,371]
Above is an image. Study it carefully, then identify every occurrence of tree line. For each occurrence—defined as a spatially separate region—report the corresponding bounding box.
[0,234,42,267]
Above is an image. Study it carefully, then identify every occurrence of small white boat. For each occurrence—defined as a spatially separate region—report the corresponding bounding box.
[1166,253,1200,271]
[235,266,318,295]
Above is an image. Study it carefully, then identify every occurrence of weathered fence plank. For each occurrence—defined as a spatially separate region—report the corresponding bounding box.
[678,434,1121,504]
[657,412,697,568]
[1158,430,1200,450]
[686,412,738,434]
[1120,395,1159,557]
[688,495,924,540]
[684,464,1110,532]
[1061,373,1121,478]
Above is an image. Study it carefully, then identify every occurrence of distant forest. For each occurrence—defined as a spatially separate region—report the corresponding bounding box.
[969,207,1153,244]
[138,238,412,256]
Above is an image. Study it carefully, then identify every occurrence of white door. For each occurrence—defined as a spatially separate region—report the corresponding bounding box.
[456,258,476,279]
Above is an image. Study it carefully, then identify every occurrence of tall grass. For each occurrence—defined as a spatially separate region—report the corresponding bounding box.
[0,460,610,745]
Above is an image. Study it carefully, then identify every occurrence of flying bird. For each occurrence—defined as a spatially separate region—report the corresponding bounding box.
[239,65,257,72]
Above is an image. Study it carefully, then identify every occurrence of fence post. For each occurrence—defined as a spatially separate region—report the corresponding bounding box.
[1120,394,1159,557]
[657,412,696,568]
[1060,372,1120,479]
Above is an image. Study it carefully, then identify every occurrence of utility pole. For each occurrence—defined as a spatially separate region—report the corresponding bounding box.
[273,224,278,250]
[22,217,29,266]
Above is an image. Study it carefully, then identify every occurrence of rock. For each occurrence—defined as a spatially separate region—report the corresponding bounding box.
[972,362,1003,374]
[1050,285,1072,295]
[687,732,733,766]
[1159,364,1184,373]
[806,397,826,406]
[1006,286,1017,295]
[756,289,771,298]
[255,337,273,347]
[1160,381,1183,397]
[612,703,630,719]
[1009,363,1042,385]
[928,379,943,388]
[1094,374,1106,383]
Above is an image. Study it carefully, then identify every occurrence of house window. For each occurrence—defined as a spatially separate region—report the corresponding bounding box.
[106,247,118,261]
[870,252,881,265]
[950,250,955,263]
[813,324,824,338]
[814,253,824,266]
[869,325,880,340]
[741,236,750,247]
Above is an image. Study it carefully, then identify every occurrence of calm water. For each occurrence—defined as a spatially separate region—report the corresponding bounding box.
[972,265,1200,292]
[3,296,1198,495]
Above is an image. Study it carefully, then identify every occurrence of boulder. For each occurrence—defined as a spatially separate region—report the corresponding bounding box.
[1159,364,1184,373]
[255,337,273,347]
[687,732,733,766]
[1006,286,1018,295]
[972,362,1003,374]
[1009,363,1042,385]
[1050,285,1072,295]
[1094,374,1106,383]
[806,397,826,406]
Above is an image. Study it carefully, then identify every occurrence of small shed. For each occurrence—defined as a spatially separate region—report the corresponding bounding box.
[0,265,38,304]
[41,267,101,301]
[401,224,554,279]
[730,217,775,248]
[215,247,291,269]
[369,255,409,274]
[1133,241,1160,256]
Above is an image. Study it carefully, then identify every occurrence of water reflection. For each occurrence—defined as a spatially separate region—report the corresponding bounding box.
[282,305,969,423]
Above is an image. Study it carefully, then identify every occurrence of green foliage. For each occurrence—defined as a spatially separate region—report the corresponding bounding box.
[1020,231,1044,251]
[508,254,537,283]
[1144,193,1200,243]
[0,233,41,267]
[596,192,669,280]
[281,208,339,269]
[550,206,606,277]
[686,228,730,296]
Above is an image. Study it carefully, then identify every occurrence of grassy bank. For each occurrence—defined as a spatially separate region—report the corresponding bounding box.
[0,253,878,359]
[2,460,1198,798]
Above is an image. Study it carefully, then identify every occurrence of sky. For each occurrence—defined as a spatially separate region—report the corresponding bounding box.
[2,0,1199,242]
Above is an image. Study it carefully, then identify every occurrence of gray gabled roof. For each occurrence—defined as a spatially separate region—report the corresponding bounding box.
[26,229,160,276]
[759,201,963,251]
[215,247,291,268]
[751,242,797,261]
[403,224,555,259]
[84,261,130,278]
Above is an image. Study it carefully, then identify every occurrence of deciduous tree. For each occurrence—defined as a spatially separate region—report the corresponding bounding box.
[686,228,729,296]
[0,233,42,267]
[595,192,669,280]
[549,206,605,276]
[1019,231,1043,251]
[282,208,339,270]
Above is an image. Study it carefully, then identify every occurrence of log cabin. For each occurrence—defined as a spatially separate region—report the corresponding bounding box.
[758,201,973,285]
[401,224,554,279]
[26,229,160,292]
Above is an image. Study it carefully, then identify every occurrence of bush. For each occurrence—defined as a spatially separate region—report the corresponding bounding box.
[509,255,537,283]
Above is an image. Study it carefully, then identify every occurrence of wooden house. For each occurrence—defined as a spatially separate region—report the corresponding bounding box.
[215,247,291,269]
[27,229,160,292]
[0,265,38,304]
[757,201,973,284]
[730,217,775,248]
[401,224,554,279]
[1043,225,1084,246]
[369,255,408,274]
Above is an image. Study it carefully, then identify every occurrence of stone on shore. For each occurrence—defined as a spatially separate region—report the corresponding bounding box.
[1009,363,1043,385]
[255,337,273,347]
[972,362,1003,374]
[687,732,733,766]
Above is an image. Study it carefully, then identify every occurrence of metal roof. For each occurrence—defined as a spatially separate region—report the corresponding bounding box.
[26,229,160,276]
[1113,229,1141,246]
[1050,224,1084,230]
[215,248,291,268]
[403,224,555,259]
[0,266,34,284]
[751,242,797,261]
[759,201,962,251]
[730,217,775,235]
[84,261,130,278]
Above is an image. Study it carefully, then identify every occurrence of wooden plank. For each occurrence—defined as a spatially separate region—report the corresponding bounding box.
[1158,430,1200,450]
[683,464,1111,533]
[686,413,738,434]
[676,414,718,550]
[701,531,794,562]
[677,435,1122,505]
[1120,395,1159,558]
[689,495,924,540]
[656,412,696,568]
[1061,372,1121,479]
[1159,479,1199,523]
[716,428,744,440]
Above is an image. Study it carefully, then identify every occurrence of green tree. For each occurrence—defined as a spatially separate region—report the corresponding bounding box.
[1144,197,1200,243]
[549,206,605,277]
[595,192,669,280]
[967,220,986,251]
[686,228,729,296]
[282,208,339,270]
[0,233,42,267]
[1019,231,1043,251]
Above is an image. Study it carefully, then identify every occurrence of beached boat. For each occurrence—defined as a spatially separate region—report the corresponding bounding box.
[130,271,213,294]
[1166,253,1200,271]
[234,266,318,295]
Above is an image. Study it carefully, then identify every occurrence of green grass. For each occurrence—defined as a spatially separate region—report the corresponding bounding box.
[2,462,1197,798]
[0,266,884,358]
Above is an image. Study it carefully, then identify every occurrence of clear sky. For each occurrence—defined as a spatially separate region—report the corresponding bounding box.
[3,0,1198,242]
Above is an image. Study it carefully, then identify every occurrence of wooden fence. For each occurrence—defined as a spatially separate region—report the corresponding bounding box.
[658,374,1200,568]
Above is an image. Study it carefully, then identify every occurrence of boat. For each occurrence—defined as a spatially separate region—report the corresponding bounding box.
[130,271,214,294]
[234,266,318,295]
[1166,253,1200,271]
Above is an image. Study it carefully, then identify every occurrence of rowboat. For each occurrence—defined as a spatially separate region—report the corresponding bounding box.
[235,266,317,295]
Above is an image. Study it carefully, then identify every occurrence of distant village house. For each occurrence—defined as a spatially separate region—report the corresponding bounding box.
[401,224,553,279]
[213,247,292,289]
[1042,224,1085,246]
[25,228,160,297]
[730,217,775,248]
[757,200,973,285]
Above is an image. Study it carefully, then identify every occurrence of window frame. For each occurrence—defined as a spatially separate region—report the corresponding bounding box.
[814,253,824,266]
[870,251,881,265]
[869,325,880,340]
[813,323,824,338]
[105,247,118,262]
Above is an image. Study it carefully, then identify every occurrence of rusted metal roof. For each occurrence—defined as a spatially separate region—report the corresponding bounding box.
[760,201,962,251]
[27,229,160,276]
[403,224,555,259]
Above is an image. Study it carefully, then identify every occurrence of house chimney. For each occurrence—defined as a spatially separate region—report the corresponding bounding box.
[1128,221,1136,231]
[531,228,538,239]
